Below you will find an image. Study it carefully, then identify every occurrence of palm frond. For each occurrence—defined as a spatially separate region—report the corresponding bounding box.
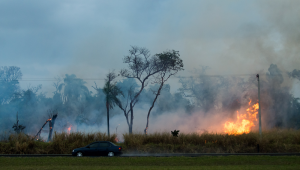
[103,74,124,110]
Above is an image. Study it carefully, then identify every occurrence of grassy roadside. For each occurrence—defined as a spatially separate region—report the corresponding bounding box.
[0,156,299,170]
[0,166,298,170]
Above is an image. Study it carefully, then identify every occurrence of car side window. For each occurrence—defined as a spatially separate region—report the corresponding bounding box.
[98,142,110,147]
[89,143,99,148]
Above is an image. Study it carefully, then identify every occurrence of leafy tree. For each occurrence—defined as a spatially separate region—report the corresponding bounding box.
[287,98,300,129]
[144,50,184,134]
[58,74,92,124]
[179,67,222,113]
[62,74,90,103]
[0,66,22,104]
[264,64,294,128]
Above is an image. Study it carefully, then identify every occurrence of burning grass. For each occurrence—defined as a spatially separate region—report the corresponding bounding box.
[0,129,300,154]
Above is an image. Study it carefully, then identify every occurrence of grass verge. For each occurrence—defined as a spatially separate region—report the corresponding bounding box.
[0,156,299,170]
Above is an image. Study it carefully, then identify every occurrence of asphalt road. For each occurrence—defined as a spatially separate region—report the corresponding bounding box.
[0,153,300,157]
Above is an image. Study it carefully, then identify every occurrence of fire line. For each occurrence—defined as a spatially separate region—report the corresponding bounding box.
[224,100,259,135]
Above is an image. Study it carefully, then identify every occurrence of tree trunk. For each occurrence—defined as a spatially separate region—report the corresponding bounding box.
[106,102,110,137]
[47,114,58,142]
[127,81,146,134]
[144,82,164,135]
[129,102,133,134]
[129,124,132,134]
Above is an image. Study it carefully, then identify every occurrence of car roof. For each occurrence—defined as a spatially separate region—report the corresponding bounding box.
[95,141,109,143]
[87,141,117,145]
[97,141,117,145]
[91,141,114,144]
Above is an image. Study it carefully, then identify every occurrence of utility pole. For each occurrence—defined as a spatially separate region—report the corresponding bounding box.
[116,124,120,134]
[256,74,262,137]
[16,112,19,134]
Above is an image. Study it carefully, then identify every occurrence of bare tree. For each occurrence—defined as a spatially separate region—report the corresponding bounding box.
[120,46,183,134]
[144,50,184,134]
[115,86,138,129]
[52,76,63,95]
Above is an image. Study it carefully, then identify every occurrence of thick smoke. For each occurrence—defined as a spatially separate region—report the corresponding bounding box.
[1,63,300,141]
[1,1,300,139]
[289,69,300,81]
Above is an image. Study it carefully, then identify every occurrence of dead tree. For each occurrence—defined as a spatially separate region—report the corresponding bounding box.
[12,112,26,134]
[120,47,183,134]
[33,110,58,141]
[34,118,51,140]
[47,110,58,142]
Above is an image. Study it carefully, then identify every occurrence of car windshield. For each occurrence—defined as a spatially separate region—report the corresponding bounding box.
[84,141,117,148]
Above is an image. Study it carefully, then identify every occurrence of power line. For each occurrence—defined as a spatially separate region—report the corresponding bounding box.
[0,74,294,82]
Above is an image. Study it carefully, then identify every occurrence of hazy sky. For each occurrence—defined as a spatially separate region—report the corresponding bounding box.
[1,0,299,96]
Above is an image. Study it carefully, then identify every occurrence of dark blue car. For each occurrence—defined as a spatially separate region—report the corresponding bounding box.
[72,141,122,157]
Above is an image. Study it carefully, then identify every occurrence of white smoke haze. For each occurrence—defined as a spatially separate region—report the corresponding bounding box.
[1,0,300,138]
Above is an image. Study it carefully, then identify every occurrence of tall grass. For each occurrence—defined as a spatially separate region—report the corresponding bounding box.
[0,129,299,154]
[0,131,11,142]
[49,132,117,154]
[0,132,116,154]
[122,129,300,153]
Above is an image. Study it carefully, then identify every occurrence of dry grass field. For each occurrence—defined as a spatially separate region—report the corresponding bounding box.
[0,129,300,154]
[122,129,300,153]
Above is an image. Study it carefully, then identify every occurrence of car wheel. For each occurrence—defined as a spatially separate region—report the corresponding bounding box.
[76,152,83,157]
[108,152,114,157]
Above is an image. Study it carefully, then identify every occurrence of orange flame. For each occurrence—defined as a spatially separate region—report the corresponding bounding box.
[224,100,259,135]
[67,125,72,134]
